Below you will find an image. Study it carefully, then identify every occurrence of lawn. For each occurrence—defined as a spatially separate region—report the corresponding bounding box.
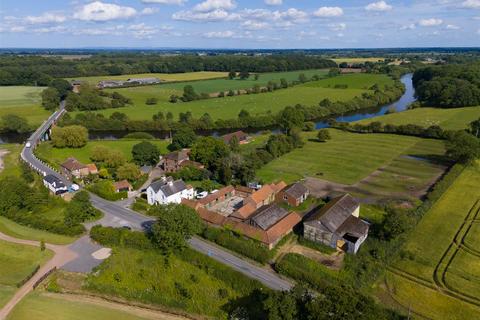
[445,250,480,299]
[0,217,75,245]
[0,285,16,309]
[85,247,263,319]
[159,69,329,93]
[355,106,480,131]
[0,86,51,127]
[0,240,53,286]
[256,129,435,185]
[71,73,391,121]
[7,292,153,320]
[66,71,229,85]
[35,140,170,168]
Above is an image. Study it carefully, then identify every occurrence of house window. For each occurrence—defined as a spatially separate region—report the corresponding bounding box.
[283,195,288,201]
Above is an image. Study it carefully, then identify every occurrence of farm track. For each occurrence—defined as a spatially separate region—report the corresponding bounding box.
[389,199,480,313]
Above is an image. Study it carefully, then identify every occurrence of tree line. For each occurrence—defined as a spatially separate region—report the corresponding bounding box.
[0,54,336,86]
[413,62,480,107]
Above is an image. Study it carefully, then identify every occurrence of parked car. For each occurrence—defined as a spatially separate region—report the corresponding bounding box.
[196,191,208,199]
[25,142,31,148]
[70,184,80,192]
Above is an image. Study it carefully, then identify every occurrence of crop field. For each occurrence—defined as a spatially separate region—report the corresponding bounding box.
[74,73,392,121]
[35,140,170,168]
[382,164,480,319]
[159,69,329,93]
[0,86,51,126]
[0,240,53,308]
[355,106,480,130]
[7,292,153,320]
[256,129,442,185]
[85,247,262,319]
[331,57,385,64]
[66,71,229,85]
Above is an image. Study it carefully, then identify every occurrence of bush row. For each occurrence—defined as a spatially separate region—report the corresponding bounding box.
[201,226,272,264]
[87,180,128,201]
[16,265,40,288]
[90,225,154,250]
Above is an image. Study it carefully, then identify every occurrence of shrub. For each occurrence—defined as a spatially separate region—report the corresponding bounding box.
[145,97,158,105]
[88,180,127,201]
[51,125,88,148]
[123,132,154,140]
[90,225,154,250]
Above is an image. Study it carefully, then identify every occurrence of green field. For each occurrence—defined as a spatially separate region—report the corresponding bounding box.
[36,140,170,168]
[73,73,392,121]
[0,86,51,127]
[355,106,480,131]
[0,217,75,245]
[0,240,53,308]
[0,144,22,178]
[158,69,329,93]
[7,292,153,320]
[256,129,443,185]
[383,164,480,319]
[86,247,262,319]
[67,71,229,85]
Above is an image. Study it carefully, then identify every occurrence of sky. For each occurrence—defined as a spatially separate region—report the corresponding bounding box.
[0,0,479,49]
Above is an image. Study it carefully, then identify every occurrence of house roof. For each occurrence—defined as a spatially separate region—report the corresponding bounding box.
[149,179,189,197]
[164,150,189,162]
[246,184,275,206]
[235,186,255,195]
[305,194,360,234]
[222,131,248,144]
[43,174,66,188]
[114,180,132,191]
[230,202,257,220]
[337,215,369,240]
[283,183,308,199]
[140,165,152,174]
[250,204,289,230]
[86,163,98,173]
[61,157,86,171]
[198,186,235,205]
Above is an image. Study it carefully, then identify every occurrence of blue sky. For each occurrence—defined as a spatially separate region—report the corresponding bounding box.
[0,0,479,48]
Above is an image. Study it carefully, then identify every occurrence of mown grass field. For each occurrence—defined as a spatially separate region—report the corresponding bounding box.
[0,86,51,127]
[159,69,329,93]
[74,73,392,121]
[66,71,229,85]
[381,163,480,319]
[7,292,152,320]
[256,129,443,185]
[0,217,75,245]
[355,106,480,131]
[0,285,16,309]
[86,247,262,319]
[35,140,170,168]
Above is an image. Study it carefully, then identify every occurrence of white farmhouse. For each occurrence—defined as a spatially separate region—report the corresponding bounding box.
[43,174,68,195]
[147,178,194,205]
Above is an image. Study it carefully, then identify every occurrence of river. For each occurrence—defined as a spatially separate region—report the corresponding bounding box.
[0,74,415,144]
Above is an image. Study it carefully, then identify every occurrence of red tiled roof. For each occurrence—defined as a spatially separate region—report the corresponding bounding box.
[86,163,98,173]
[222,131,248,144]
[114,180,132,191]
[247,184,275,206]
[198,186,235,205]
[230,203,257,220]
[61,157,86,171]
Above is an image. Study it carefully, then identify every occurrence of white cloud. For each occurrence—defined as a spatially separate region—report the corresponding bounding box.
[194,0,236,12]
[265,0,282,5]
[446,24,460,29]
[73,1,137,22]
[241,20,268,30]
[141,8,158,15]
[172,9,240,21]
[313,7,343,18]
[365,1,392,12]
[128,23,158,38]
[203,30,234,38]
[400,23,416,30]
[419,18,443,27]
[462,0,480,9]
[33,25,67,33]
[328,22,346,31]
[25,12,66,24]
[141,0,186,4]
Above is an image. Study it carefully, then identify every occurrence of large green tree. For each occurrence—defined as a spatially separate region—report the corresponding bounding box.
[41,87,60,111]
[0,114,30,133]
[116,163,142,182]
[149,204,203,254]
[132,141,160,166]
[278,106,305,133]
[446,131,480,164]
[190,137,229,170]
[170,125,197,151]
[51,125,88,148]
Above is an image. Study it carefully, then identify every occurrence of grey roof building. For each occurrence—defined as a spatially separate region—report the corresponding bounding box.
[146,178,194,205]
[249,204,289,230]
[303,194,369,254]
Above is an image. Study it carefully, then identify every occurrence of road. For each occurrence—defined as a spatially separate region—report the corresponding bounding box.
[20,105,293,292]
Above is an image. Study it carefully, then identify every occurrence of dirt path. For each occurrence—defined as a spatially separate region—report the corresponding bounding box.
[0,232,77,320]
[41,293,191,320]
[0,149,9,173]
